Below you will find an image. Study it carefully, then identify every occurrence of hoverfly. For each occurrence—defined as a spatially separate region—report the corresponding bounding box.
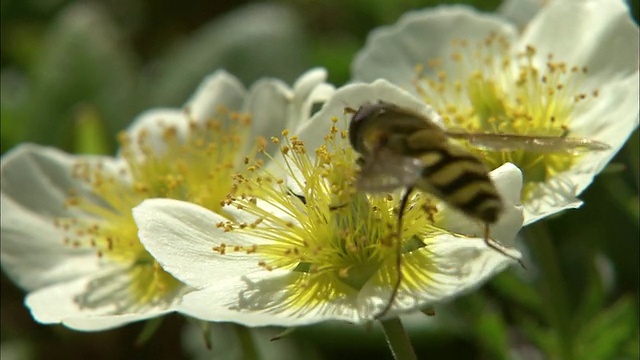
[346,100,610,319]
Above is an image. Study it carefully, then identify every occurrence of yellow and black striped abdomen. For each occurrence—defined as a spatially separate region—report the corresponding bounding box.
[415,143,503,225]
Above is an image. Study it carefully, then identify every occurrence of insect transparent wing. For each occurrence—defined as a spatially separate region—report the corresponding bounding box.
[445,132,610,155]
[356,149,423,193]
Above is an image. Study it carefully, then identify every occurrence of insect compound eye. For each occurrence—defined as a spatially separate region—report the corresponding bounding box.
[350,103,385,124]
[347,103,376,151]
[347,102,390,153]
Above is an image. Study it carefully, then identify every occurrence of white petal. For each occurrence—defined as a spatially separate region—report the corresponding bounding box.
[62,311,173,332]
[490,162,525,205]
[361,232,520,317]
[523,176,583,225]
[0,202,99,290]
[124,70,246,160]
[571,73,639,144]
[178,270,362,326]
[25,272,174,331]
[298,80,442,151]
[222,198,299,228]
[523,74,638,224]
[292,68,335,132]
[25,273,116,323]
[244,77,293,152]
[1,144,120,290]
[568,74,639,193]
[292,67,328,99]
[243,69,333,156]
[1,144,125,217]
[497,0,546,30]
[185,70,246,122]
[299,82,336,123]
[180,184,523,324]
[133,199,266,289]
[123,109,190,159]
[518,0,639,90]
[352,6,517,91]
[264,79,433,176]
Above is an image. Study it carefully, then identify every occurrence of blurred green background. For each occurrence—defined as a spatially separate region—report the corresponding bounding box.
[2,0,638,359]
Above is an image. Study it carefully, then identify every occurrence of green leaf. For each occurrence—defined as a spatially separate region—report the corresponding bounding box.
[572,255,607,329]
[25,2,138,150]
[476,308,509,359]
[312,38,359,86]
[71,104,112,154]
[135,317,164,346]
[144,3,309,108]
[490,271,543,315]
[627,132,639,189]
[452,294,510,359]
[1,69,30,152]
[575,297,639,360]
[519,317,562,358]
[599,170,640,226]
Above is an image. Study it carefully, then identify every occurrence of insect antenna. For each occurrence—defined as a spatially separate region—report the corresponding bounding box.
[374,186,414,320]
[342,102,358,115]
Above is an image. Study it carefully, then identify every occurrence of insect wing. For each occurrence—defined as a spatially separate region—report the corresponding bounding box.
[356,149,423,193]
[445,132,610,155]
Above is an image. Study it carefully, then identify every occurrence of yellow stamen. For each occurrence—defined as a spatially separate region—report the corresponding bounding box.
[56,106,257,308]
[212,117,451,315]
[413,34,599,200]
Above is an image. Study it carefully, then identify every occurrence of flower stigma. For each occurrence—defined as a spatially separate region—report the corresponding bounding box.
[216,117,469,317]
[55,106,258,311]
[413,33,601,200]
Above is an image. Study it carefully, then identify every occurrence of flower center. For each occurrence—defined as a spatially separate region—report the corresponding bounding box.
[215,117,445,311]
[413,34,600,199]
[56,106,257,308]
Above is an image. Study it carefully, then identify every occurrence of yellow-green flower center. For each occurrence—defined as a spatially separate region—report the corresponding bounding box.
[56,107,257,309]
[215,118,450,313]
[413,34,599,199]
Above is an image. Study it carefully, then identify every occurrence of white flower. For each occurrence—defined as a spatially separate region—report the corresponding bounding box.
[352,0,639,224]
[134,81,524,327]
[0,68,334,331]
[497,0,548,30]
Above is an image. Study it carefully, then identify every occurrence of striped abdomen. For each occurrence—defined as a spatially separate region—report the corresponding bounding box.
[412,139,503,224]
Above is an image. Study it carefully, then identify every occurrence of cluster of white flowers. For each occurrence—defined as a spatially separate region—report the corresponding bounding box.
[1,0,637,332]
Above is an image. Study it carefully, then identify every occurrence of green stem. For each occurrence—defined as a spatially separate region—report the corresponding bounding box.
[525,223,574,360]
[380,317,417,360]
[233,324,260,360]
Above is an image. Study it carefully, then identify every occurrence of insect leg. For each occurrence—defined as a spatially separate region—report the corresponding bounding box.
[287,187,306,205]
[375,186,414,319]
[328,203,348,210]
[483,224,525,268]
